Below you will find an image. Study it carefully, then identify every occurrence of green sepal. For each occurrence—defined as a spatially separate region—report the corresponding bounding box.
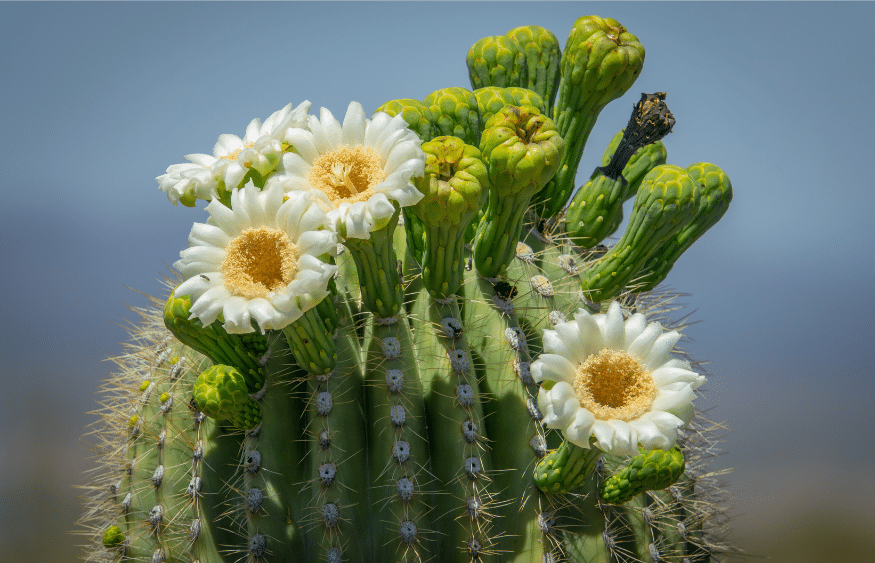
[374,98,435,142]
[599,447,685,504]
[466,35,528,91]
[343,208,404,318]
[534,440,601,495]
[163,292,266,391]
[193,364,262,430]
[281,304,338,376]
[580,164,700,302]
[635,162,733,292]
[422,87,482,147]
[504,25,562,114]
[102,525,125,549]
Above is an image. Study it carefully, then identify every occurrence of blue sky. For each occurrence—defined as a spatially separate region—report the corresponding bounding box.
[2,2,874,561]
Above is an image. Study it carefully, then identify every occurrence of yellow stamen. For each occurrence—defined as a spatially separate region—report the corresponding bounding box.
[308,145,385,205]
[573,348,656,421]
[222,227,299,299]
[221,142,255,161]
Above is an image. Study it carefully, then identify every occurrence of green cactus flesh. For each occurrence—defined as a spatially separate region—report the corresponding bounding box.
[81,14,738,563]
[82,227,733,562]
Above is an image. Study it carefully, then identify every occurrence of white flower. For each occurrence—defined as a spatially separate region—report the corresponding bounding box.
[173,181,338,334]
[268,101,425,239]
[533,302,706,456]
[157,101,311,206]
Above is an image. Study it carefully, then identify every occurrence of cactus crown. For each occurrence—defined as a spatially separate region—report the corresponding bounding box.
[80,15,737,563]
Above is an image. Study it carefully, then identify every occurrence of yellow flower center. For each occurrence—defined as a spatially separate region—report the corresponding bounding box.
[222,227,299,299]
[573,348,657,421]
[221,142,255,161]
[308,145,385,205]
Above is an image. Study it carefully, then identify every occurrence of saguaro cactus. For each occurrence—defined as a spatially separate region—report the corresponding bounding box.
[80,15,736,563]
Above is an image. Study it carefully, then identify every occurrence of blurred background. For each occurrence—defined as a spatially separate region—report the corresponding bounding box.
[2,2,873,562]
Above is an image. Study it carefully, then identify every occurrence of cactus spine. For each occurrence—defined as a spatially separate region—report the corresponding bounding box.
[81,14,738,563]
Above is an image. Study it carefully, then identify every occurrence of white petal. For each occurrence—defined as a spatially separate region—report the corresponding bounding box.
[221,297,252,334]
[542,329,577,359]
[562,408,596,448]
[652,386,696,413]
[531,353,577,385]
[644,331,682,371]
[604,420,639,456]
[365,112,394,147]
[341,101,367,146]
[629,419,672,450]
[214,133,243,158]
[180,246,225,269]
[207,198,243,238]
[189,285,230,326]
[539,382,579,430]
[623,312,647,347]
[601,301,625,351]
[651,366,706,389]
[574,309,604,357]
[627,321,663,361]
[318,107,343,150]
[189,222,231,248]
[285,129,320,164]
[175,272,221,300]
[590,420,615,452]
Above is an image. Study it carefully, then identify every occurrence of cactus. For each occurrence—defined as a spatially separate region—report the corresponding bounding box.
[80,14,738,563]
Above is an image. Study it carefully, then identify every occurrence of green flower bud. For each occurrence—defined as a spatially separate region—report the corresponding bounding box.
[636,162,733,291]
[466,35,527,91]
[479,105,563,198]
[422,87,482,147]
[474,105,563,278]
[473,86,545,128]
[580,164,700,302]
[412,136,487,297]
[193,365,262,430]
[504,25,562,114]
[534,16,646,219]
[102,525,125,550]
[374,98,435,141]
[600,447,685,504]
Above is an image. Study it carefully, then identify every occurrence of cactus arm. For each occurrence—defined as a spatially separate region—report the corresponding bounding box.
[414,291,494,561]
[463,275,546,562]
[305,319,371,562]
[239,337,309,561]
[363,318,433,561]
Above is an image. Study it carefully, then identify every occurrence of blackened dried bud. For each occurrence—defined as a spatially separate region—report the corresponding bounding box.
[599,92,675,181]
